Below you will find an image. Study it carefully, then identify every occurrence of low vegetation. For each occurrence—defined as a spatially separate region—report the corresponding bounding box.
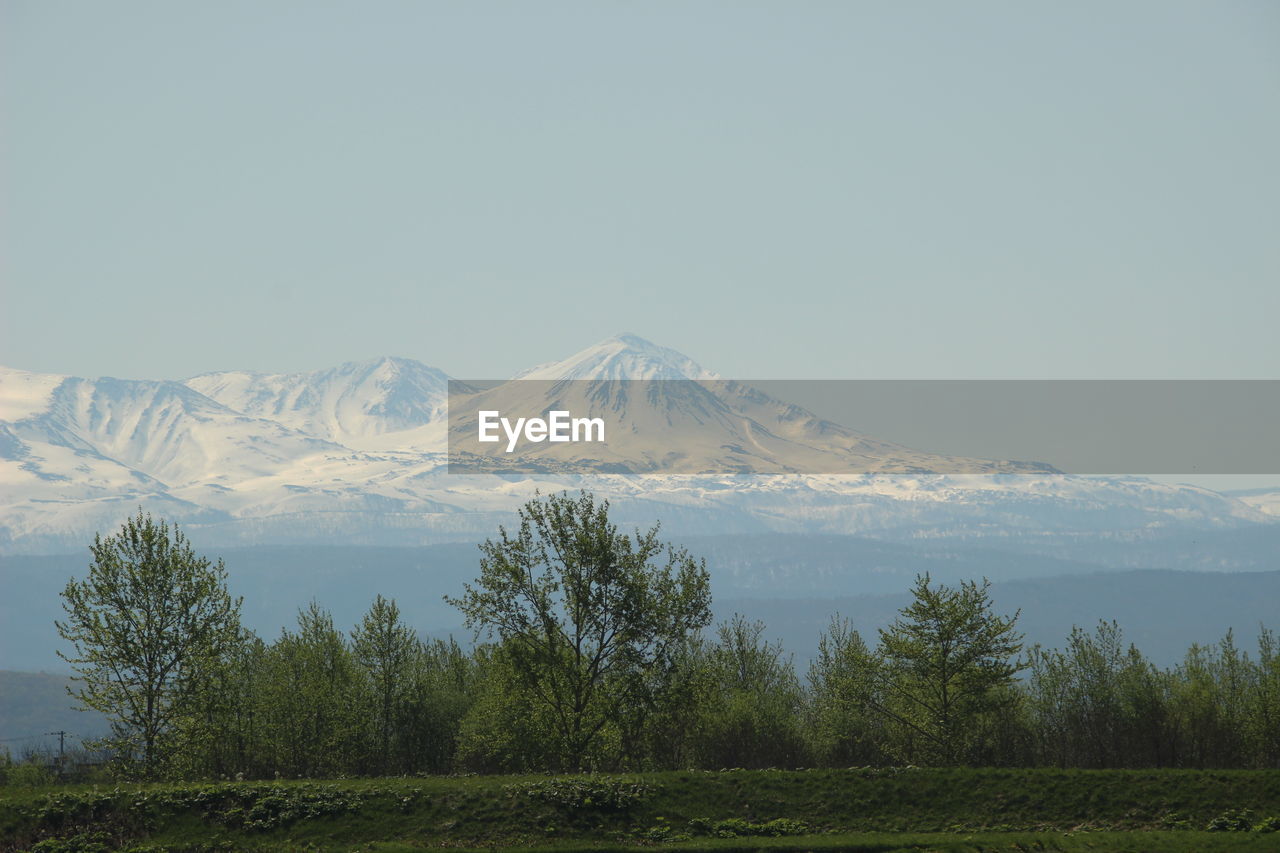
[2,768,1279,851]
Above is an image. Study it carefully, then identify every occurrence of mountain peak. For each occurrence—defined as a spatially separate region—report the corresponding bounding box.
[514,334,717,381]
[186,356,452,446]
[333,355,437,382]
[605,332,658,348]
[354,354,422,370]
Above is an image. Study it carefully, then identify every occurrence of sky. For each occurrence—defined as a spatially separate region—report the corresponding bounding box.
[2,1,1278,381]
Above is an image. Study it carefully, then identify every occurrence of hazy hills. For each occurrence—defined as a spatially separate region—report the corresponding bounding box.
[5,532,1277,672]
[0,671,108,751]
[4,557,1277,743]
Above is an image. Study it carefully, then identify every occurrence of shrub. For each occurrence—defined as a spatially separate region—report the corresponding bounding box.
[5,760,57,787]
[504,777,655,810]
[29,832,114,853]
[1206,808,1254,832]
[1255,815,1280,832]
[688,816,809,837]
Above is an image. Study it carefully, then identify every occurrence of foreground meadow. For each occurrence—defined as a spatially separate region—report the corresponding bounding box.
[2,767,1278,851]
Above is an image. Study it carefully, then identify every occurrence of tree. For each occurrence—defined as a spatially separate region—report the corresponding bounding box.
[807,615,886,766]
[874,574,1023,765]
[257,602,362,777]
[1026,620,1169,768]
[352,595,417,773]
[168,626,267,779]
[56,511,241,777]
[692,615,807,769]
[397,636,475,773]
[454,644,559,772]
[447,491,711,770]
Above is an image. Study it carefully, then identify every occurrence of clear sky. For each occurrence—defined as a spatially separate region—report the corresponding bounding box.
[3,1,1277,381]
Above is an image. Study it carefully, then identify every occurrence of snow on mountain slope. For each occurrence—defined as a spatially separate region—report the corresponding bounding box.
[0,367,67,421]
[1230,488,1280,517]
[0,369,342,488]
[515,333,718,381]
[187,357,456,450]
[1,335,1273,554]
[457,338,1052,474]
[1,426,163,499]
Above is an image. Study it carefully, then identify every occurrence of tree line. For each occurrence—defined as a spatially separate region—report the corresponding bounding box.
[50,495,1280,780]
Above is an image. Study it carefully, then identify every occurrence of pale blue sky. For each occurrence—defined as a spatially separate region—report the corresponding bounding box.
[3,1,1277,380]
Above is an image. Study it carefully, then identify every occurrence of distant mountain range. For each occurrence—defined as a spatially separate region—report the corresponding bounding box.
[1,334,1274,554]
[5,336,1275,738]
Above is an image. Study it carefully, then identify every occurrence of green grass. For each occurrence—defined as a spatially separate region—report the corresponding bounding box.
[2,768,1278,851]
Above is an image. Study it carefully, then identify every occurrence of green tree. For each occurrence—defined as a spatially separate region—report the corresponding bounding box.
[874,574,1023,765]
[448,491,711,770]
[1174,629,1254,768]
[454,643,559,772]
[169,627,266,779]
[692,615,807,769]
[633,634,712,770]
[397,636,475,773]
[55,511,241,777]
[807,615,886,766]
[1249,627,1280,768]
[1026,621,1169,768]
[257,602,362,777]
[352,595,417,773]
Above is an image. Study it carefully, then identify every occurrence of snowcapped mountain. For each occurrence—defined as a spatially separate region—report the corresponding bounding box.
[1230,488,1280,518]
[515,333,718,381]
[0,337,1271,554]
[187,356,459,450]
[3,370,339,486]
[451,379,1054,477]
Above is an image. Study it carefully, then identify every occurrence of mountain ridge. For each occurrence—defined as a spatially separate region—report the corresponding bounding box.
[1,335,1271,554]
[186,356,455,449]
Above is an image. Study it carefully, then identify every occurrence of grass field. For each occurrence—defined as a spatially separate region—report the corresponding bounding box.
[2,768,1278,851]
